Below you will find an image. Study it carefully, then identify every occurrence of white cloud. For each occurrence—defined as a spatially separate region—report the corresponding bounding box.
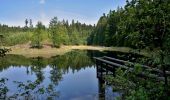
[40,12,46,20]
[40,0,45,4]
[38,11,50,26]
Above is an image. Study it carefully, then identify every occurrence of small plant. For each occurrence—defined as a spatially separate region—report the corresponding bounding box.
[0,78,60,100]
[0,78,8,99]
[105,64,169,99]
[12,80,59,100]
[0,48,11,57]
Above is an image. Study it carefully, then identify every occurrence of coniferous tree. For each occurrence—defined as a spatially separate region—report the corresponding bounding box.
[25,19,28,27]
[31,21,45,48]
[29,19,33,28]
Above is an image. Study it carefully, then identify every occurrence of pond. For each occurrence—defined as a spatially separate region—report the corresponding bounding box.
[0,50,137,100]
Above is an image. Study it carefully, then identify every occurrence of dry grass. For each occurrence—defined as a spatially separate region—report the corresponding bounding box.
[6,43,149,58]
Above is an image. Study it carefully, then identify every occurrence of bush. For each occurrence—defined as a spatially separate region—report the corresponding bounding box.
[4,32,32,46]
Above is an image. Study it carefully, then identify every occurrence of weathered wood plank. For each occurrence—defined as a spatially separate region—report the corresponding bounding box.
[94,57,125,68]
[103,56,170,76]
[94,56,169,82]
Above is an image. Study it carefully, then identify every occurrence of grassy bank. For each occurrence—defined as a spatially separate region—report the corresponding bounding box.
[6,43,149,58]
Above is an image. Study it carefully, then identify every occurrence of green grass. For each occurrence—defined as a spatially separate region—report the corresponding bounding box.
[4,32,32,46]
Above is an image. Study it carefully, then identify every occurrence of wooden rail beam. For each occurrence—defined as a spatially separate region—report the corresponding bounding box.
[94,56,169,82]
[103,56,170,76]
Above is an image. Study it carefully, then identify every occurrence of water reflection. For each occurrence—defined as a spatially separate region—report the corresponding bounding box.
[0,50,127,100]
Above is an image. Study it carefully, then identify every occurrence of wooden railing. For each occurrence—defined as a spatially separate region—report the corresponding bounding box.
[94,56,169,85]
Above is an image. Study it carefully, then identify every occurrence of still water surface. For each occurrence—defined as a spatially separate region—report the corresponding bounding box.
[0,50,125,100]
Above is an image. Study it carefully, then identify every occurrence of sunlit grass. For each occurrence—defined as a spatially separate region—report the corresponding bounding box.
[7,43,149,58]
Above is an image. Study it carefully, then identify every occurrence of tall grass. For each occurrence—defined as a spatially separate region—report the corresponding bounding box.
[4,32,32,46]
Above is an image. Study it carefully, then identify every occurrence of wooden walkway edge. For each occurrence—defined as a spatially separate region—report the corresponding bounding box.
[93,56,169,85]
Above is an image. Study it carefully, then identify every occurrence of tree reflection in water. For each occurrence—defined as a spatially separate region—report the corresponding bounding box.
[0,50,97,99]
[50,56,63,85]
[0,50,128,99]
[31,57,46,84]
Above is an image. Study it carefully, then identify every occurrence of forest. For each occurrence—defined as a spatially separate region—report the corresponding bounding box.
[0,18,94,47]
[0,0,170,51]
[0,0,170,99]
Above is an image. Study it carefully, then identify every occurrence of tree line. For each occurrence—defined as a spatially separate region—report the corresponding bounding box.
[87,0,170,75]
[0,17,94,47]
[0,0,170,51]
[86,0,170,99]
[88,0,170,51]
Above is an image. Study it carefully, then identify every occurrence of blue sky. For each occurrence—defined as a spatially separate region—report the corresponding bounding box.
[0,0,126,26]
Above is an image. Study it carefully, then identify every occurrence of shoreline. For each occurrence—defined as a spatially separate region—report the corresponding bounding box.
[6,44,148,58]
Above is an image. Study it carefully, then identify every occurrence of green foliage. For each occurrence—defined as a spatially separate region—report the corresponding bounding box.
[89,3,170,99]
[0,78,8,99]
[88,14,107,46]
[105,68,136,91]
[69,28,81,45]
[4,32,32,46]
[126,86,149,100]
[11,80,59,99]
[49,17,69,47]
[105,64,169,100]
[0,24,24,34]
[31,21,45,48]
[133,64,142,74]
[0,79,59,100]
[0,17,94,47]
[88,0,170,51]
[0,48,10,57]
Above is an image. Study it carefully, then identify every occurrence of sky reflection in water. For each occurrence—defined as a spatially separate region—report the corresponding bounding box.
[0,50,121,100]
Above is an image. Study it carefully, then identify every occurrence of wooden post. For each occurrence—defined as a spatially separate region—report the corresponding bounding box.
[96,60,99,78]
[100,61,103,78]
[106,63,108,76]
[98,78,105,99]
